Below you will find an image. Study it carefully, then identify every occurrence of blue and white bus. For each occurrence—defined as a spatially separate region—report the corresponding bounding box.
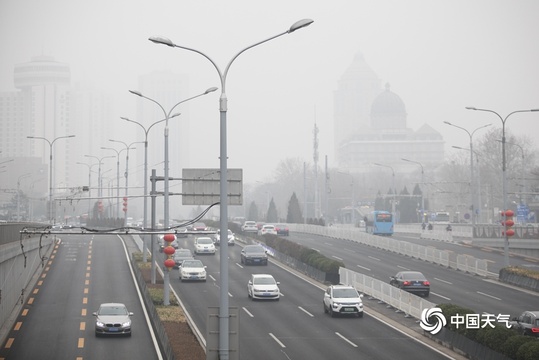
[365,211,394,236]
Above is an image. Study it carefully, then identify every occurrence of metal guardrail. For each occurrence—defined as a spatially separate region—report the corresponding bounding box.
[339,267,436,319]
[288,223,492,277]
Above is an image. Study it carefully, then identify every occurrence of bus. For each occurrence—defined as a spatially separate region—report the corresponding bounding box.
[365,211,394,236]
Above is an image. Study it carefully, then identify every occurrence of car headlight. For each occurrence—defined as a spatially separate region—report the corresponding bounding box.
[96,320,105,327]
[122,320,131,327]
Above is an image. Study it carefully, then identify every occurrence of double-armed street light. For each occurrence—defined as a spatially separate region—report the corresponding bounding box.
[27,135,76,223]
[443,121,491,227]
[148,18,313,359]
[401,158,425,223]
[465,106,539,267]
[374,162,396,220]
[452,146,484,223]
[128,88,218,231]
[84,154,115,203]
[121,113,180,262]
[108,139,144,226]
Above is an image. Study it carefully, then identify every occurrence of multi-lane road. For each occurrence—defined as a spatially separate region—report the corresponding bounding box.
[0,234,161,360]
[3,228,537,359]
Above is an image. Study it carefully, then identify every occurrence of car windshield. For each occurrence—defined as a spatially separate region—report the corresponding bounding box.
[197,238,212,244]
[175,250,191,257]
[254,277,275,285]
[245,246,264,254]
[99,305,128,316]
[402,272,425,280]
[182,260,203,268]
[333,288,359,298]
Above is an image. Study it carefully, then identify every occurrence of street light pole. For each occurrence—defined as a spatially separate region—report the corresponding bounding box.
[338,171,355,226]
[17,173,32,221]
[84,154,115,218]
[443,121,491,227]
[465,106,539,267]
[502,141,526,208]
[27,135,75,223]
[401,158,425,223]
[121,114,179,262]
[128,89,217,231]
[149,18,313,360]
[109,140,144,226]
[101,147,122,219]
[77,162,98,218]
[452,146,483,223]
[374,163,396,221]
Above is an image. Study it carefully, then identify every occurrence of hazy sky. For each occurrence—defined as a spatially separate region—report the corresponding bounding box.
[2,0,539,184]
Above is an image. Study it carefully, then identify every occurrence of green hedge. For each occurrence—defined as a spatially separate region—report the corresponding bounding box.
[437,303,539,359]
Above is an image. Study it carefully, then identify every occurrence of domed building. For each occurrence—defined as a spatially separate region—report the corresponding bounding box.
[335,55,444,175]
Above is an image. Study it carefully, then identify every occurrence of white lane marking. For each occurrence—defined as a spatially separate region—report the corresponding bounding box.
[357,264,371,271]
[236,263,244,268]
[298,306,314,317]
[434,277,452,285]
[335,332,358,348]
[431,292,451,301]
[477,291,502,301]
[332,255,343,261]
[368,256,380,261]
[397,265,410,270]
[269,333,286,348]
[209,275,216,281]
[242,307,254,317]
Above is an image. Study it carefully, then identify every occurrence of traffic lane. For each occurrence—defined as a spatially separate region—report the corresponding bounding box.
[0,236,93,359]
[82,235,160,360]
[290,232,539,317]
[1,234,159,360]
[394,233,539,274]
[234,254,452,360]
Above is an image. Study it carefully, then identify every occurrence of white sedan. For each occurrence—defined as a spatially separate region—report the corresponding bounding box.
[258,224,277,235]
[179,259,207,282]
[194,237,216,255]
[247,274,280,300]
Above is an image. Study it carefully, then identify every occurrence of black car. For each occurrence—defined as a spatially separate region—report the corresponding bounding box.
[389,271,430,297]
[275,224,289,236]
[510,311,539,337]
[240,245,268,265]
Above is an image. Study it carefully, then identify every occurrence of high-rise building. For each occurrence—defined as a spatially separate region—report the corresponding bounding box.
[0,56,111,221]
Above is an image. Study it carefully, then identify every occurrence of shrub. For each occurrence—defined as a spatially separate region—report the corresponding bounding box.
[503,335,536,359]
[516,340,539,360]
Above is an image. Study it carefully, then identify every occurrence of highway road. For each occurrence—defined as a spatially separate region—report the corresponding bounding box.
[168,235,460,360]
[287,231,539,322]
[0,234,161,360]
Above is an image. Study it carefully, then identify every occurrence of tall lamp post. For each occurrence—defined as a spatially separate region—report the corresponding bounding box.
[452,146,483,223]
[443,121,491,227]
[27,135,75,223]
[121,114,180,262]
[101,146,123,219]
[500,140,526,208]
[338,171,355,226]
[77,162,98,217]
[109,139,144,226]
[128,88,218,231]
[374,163,396,221]
[84,154,115,212]
[149,18,313,359]
[465,106,539,267]
[401,158,425,223]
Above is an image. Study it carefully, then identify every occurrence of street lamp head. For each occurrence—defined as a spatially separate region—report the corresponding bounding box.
[149,36,174,47]
[288,19,314,33]
[443,121,452,125]
[532,109,539,112]
[465,106,477,110]
[205,87,219,94]
[128,90,143,97]
[170,112,181,119]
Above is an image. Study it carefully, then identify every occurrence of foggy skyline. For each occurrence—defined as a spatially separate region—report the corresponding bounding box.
[2,0,539,185]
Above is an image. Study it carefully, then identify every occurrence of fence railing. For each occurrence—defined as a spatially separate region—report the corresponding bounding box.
[289,223,492,277]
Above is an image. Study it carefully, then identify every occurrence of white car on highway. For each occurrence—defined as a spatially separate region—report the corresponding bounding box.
[247,274,280,300]
[194,237,216,255]
[179,259,207,282]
